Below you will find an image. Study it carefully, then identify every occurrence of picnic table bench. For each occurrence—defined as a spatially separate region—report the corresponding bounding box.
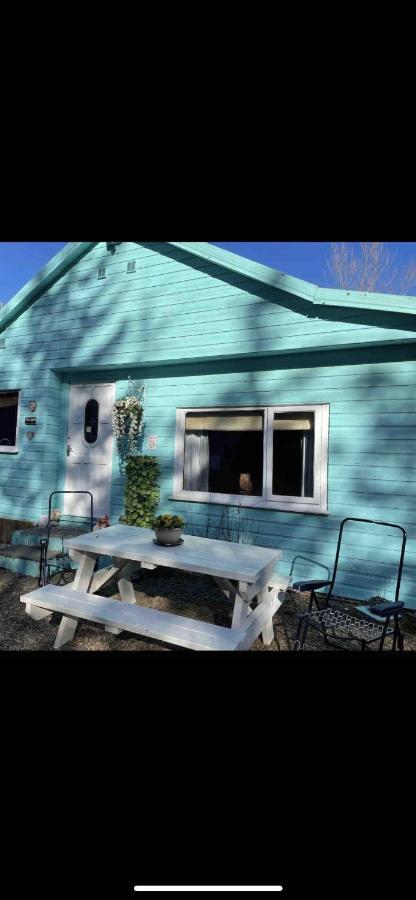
[21,525,287,651]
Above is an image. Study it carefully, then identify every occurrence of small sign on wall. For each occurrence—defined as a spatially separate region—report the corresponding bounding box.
[147,435,158,450]
[25,417,37,425]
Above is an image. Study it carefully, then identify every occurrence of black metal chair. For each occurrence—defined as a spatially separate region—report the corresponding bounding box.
[292,518,407,652]
[38,491,94,587]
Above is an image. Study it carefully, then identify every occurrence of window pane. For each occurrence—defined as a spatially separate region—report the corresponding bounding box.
[0,392,19,446]
[184,411,264,495]
[84,399,99,444]
[272,412,314,497]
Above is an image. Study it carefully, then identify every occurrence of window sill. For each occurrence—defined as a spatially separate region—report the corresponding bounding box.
[170,492,329,516]
[0,447,19,454]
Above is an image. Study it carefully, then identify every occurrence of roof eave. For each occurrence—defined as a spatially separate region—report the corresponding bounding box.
[169,241,319,301]
[0,241,98,331]
[171,243,416,313]
[314,286,416,316]
[2,240,416,334]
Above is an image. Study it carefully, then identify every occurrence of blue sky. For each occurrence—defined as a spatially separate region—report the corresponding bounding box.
[1,241,416,304]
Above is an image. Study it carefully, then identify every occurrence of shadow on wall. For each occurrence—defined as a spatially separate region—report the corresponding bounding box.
[0,243,415,605]
[141,339,416,607]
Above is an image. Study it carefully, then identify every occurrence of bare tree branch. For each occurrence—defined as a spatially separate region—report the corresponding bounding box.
[401,262,416,296]
[326,242,416,295]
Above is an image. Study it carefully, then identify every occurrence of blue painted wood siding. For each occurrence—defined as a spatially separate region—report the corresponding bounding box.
[1,242,416,607]
[111,349,416,608]
[3,241,416,370]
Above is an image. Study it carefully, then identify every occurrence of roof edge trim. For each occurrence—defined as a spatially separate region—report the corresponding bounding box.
[0,241,98,331]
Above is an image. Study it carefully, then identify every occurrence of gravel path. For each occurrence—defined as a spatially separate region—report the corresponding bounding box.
[1,566,415,651]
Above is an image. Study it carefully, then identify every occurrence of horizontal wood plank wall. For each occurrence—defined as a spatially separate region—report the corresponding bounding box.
[111,352,416,608]
[0,367,65,521]
[4,242,416,372]
[1,241,416,606]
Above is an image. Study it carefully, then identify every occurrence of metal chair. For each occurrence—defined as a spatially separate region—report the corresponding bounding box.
[38,491,94,586]
[292,518,407,652]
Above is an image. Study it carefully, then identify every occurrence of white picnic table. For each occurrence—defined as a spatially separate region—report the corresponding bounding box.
[21,524,286,651]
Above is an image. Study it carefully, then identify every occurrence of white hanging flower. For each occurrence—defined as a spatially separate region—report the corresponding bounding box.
[112,396,144,462]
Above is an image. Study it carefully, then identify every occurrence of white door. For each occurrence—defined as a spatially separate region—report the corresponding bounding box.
[64,384,115,518]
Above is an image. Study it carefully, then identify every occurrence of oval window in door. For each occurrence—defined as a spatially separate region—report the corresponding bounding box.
[84,399,99,444]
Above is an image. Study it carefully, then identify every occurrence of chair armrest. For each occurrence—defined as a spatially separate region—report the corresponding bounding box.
[292,580,332,592]
[367,601,405,618]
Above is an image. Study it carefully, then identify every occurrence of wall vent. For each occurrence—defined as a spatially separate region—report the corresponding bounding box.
[97,267,106,280]
[127,261,136,274]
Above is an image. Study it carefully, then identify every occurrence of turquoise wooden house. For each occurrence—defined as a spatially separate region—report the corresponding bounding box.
[1,241,416,606]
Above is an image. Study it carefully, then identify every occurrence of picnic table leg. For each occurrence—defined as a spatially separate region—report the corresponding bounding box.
[231,578,276,645]
[232,582,252,630]
[26,604,53,622]
[54,552,97,650]
[106,562,138,635]
[257,586,275,645]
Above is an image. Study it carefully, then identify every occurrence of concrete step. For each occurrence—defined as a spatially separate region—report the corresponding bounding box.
[12,525,90,552]
[0,524,112,578]
[0,544,72,578]
[0,545,65,561]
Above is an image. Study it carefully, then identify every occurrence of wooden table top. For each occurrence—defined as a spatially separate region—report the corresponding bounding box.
[64,524,283,583]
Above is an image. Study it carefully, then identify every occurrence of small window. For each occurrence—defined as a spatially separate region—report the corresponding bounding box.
[0,391,20,451]
[97,267,106,280]
[127,261,136,274]
[184,411,264,495]
[84,399,99,444]
[272,412,314,498]
[174,405,329,514]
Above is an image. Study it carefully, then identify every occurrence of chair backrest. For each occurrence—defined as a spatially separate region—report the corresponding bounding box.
[47,491,94,535]
[329,518,407,605]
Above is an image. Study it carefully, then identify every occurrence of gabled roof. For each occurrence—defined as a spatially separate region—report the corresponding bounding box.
[171,243,416,314]
[0,242,96,331]
[1,240,416,333]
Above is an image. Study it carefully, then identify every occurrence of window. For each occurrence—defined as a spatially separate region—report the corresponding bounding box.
[183,411,264,496]
[97,266,106,280]
[84,398,99,444]
[174,405,329,514]
[272,412,314,498]
[0,391,20,452]
[127,260,136,273]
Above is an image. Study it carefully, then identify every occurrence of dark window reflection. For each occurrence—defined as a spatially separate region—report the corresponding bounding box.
[84,399,99,444]
[273,413,314,497]
[0,392,19,446]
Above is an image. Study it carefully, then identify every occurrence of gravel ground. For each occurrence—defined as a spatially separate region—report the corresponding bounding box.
[1,565,416,651]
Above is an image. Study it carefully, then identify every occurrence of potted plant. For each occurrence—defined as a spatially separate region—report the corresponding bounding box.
[153,513,185,546]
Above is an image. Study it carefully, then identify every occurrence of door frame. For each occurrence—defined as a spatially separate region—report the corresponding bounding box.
[64,382,116,517]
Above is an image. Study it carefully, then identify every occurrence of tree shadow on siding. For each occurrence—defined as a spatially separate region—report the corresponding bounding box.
[1,242,415,610]
[152,342,416,610]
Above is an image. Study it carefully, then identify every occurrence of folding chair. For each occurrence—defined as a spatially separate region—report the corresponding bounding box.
[38,491,94,586]
[292,518,407,652]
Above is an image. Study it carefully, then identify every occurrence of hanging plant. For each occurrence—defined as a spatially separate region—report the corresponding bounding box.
[112,395,144,466]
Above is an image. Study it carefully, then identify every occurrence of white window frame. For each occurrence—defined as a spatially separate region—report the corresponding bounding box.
[172,404,329,515]
[0,390,21,454]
